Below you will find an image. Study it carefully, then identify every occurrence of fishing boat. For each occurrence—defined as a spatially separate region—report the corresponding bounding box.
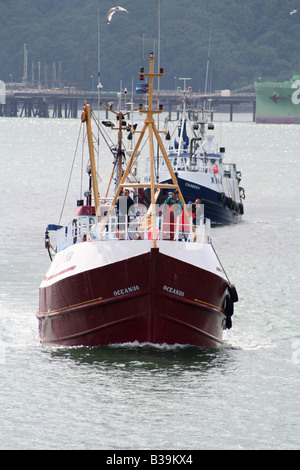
[37,53,238,348]
[255,75,300,124]
[145,89,245,225]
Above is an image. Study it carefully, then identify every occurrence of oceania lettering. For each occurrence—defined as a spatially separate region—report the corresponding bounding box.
[291,80,300,105]
[163,285,184,297]
[113,285,140,296]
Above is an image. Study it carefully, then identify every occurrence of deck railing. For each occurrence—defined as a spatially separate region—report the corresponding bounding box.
[54,212,210,252]
[145,154,238,175]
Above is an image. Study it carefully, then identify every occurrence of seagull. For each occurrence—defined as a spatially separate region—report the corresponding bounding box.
[290,9,298,15]
[107,6,128,24]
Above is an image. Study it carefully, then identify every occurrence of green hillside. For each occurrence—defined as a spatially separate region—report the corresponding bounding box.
[0,0,299,92]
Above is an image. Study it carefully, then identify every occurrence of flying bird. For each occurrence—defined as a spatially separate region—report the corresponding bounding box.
[290,9,298,15]
[107,6,128,24]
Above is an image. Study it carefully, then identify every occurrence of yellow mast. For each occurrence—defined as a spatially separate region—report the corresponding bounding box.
[81,103,100,218]
[98,52,195,244]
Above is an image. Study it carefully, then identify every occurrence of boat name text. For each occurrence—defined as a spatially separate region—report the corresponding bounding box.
[184,182,200,190]
[163,285,184,297]
[292,80,300,105]
[113,285,140,296]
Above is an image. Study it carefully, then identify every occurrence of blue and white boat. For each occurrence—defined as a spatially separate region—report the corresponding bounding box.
[144,92,245,224]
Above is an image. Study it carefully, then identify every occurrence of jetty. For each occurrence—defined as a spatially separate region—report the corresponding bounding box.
[0,86,256,120]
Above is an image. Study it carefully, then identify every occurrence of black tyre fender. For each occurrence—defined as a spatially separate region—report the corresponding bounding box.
[227,197,233,208]
[228,283,238,303]
[224,294,234,317]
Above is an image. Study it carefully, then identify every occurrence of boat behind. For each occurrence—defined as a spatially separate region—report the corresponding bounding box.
[147,92,245,224]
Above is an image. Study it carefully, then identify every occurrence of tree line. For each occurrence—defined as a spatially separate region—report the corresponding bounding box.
[0,0,299,92]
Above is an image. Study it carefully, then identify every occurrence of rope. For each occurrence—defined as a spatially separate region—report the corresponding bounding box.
[91,110,116,158]
[58,123,83,225]
[210,241,230,283]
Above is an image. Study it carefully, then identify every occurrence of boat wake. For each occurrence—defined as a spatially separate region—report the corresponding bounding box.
[222,330,275,351]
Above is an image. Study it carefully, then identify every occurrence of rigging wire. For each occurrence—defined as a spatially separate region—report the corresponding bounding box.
[80,124,85,200]
[210,242,230,283]
[91,110,119,158]
[58,123,83,225]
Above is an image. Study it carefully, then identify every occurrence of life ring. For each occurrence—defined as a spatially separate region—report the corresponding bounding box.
[239,187,245,199]
[219,192,226,202]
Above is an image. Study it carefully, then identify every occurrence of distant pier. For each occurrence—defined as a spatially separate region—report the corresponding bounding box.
[0,87,256,121]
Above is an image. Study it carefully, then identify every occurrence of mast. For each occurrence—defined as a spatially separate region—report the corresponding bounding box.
[81,103,100,218]
[156,0,161,179]
[22,44,28,85]
[204,23,212,95]
[101,102,130,192]
[99,53,196,245]
[177,78,191,157]
[204,23,213,114]
[97,8,103,104]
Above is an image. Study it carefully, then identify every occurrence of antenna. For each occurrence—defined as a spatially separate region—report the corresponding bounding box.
[204,23,212,94]
[97,8,103,103]
[178,78,191,92]
[141,33,145,67]
[156,0,161,179]
[157,0,161,92]
[22,44,28,85]
[98,8,100,86]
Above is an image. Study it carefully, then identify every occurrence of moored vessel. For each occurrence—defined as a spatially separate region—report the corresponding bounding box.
[255,75,300,124]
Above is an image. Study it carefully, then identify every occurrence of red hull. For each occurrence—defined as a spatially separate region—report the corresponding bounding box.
[37,248,228,348]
